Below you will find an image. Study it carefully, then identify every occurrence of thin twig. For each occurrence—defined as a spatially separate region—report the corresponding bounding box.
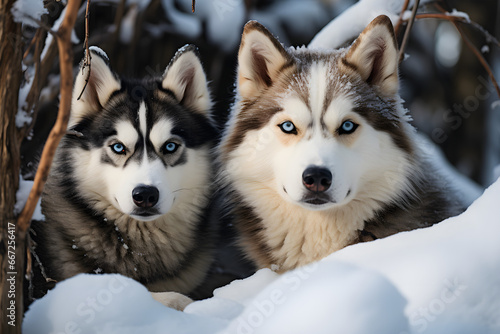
[453,21,500,99]
[394,0,410,36]
[17,0,81,232]
[398,0,420,63]
[415,13,500,47]
[192,0,195,13]
[77,0,91,101]
[23,29,42,60]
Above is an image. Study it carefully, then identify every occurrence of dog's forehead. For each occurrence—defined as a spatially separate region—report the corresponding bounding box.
[115,120,139,143]
[277,60,357,123]
[150,118,174,144]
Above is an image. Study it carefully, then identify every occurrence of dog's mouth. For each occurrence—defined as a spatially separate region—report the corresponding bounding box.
[300,193,335,209]
[131,208,161,222]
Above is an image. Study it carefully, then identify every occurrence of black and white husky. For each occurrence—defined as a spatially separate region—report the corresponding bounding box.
[31,45,217,308]
[219,16,466,272]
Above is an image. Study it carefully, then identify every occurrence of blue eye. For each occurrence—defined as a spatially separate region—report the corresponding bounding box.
[339,120,358,135]
[279,121,297,134]
[111,143,126,154]
[163,142,179,154]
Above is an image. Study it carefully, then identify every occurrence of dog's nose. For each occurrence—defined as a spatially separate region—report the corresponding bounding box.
[302,166,332,193]
[132,185,159,208]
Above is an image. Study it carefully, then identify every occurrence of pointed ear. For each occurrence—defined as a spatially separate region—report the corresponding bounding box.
[70,47,121,127]
[162,45,212,115]
[342,15,399,96]
[237,20,291,100]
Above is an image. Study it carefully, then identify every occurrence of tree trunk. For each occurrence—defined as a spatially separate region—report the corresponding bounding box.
[0,0,24,332]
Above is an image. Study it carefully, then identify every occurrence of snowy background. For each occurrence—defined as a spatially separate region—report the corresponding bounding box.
[12,0,500,332]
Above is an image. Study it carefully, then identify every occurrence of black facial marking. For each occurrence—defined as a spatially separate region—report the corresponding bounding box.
[101,151,118,167]
[171,150,187,167]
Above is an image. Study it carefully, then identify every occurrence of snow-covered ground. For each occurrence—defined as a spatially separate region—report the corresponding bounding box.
[24,176,500,334]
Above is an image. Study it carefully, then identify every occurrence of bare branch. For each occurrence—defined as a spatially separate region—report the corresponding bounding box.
[394,0,410,36]
[409,11,500,99]
[17,0,81,232]
[398,0,420,63]
[77,0,91,101]
[453,21,500,99]
[192,0,195,13]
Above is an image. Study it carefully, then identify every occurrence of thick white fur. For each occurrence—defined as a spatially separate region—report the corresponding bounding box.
[162,48,212,114]
[151,291,194,311]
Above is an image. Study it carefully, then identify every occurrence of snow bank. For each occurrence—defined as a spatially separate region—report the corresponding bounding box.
[23,274,226,334]
[24,178,500,333]
[308,0,431,50]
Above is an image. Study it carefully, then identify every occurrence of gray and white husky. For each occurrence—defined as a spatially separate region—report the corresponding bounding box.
[31,45,217,308]
[219,16,466,272]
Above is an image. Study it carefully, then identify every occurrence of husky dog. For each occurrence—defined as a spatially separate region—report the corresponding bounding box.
[31,45,217,307]
[219,16,466,272]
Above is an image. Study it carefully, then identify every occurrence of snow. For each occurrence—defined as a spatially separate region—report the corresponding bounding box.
[89,46,110,61]
[16,65,34,128]
[11,0,48,27]
[309,0,432,50]
[161,0,202,39]
[14,176,44,220]
[120,6,139,44]
[154,0,326,53]
[24,176,500,333]
[23,274,226,334]
[40,7,80,61]
[447,9,471,23]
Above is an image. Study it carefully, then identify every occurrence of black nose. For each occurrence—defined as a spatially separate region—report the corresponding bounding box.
[302,166,332,193]
[132,185,159,208]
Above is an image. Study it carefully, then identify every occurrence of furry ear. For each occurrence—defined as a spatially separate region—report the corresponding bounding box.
[343,15,399,96]
[237,20,291,100]
[162,45,212,115]
[70,47,121,127]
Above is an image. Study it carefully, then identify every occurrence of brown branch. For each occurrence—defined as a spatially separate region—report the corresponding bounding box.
[192,0,195,13]
[77,0,91,100]
[453,22,500,99]
[411,12,500,99]
[17,28,44,144]
[17,0,81,232]
[398,0,420,63]
[394,0,410,36]
[23,29,42,60]
[415,13,500,47]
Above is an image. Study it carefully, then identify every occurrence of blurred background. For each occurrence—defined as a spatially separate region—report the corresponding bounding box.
[20,0,500,186]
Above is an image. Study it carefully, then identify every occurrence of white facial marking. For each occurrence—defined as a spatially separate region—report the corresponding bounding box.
[323,97,354,133]
[150,119,174,149]
[308,61,328,122]
[115,121,138,149]
[138,101,147,138]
